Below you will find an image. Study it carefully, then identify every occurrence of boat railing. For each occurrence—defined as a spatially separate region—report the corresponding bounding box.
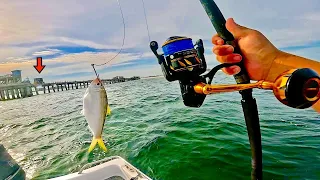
[78,156,121,174]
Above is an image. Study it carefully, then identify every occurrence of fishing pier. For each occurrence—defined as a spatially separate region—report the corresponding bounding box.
[0,73,140,101]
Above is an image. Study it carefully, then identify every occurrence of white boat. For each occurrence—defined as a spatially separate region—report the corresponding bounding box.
[49,156,152,180]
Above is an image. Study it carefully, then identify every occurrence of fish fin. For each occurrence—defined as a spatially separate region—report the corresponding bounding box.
[88,138,98,153]
[88,137,108,153]
[97,138,108,152]
[106,105,111,116]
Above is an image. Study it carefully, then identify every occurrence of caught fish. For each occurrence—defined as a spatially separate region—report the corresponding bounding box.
[81,77,111,153]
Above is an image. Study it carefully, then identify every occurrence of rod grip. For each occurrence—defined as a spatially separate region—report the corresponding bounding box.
[199,0,250,84]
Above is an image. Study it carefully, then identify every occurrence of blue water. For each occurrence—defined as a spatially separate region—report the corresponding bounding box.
[0,73,319,179]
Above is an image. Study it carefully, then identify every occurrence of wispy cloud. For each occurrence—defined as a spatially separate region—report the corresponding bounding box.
[32,49,61,56]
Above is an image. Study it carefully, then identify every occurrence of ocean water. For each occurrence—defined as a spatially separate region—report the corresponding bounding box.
[0,73,319,180]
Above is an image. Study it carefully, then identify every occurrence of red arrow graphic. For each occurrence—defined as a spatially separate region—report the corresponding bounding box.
[34,57,46,74]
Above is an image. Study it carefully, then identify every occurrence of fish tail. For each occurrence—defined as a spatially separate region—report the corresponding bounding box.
[97,138,108,152]
[88,138,98,153]
[107,105,111,116]
[88,137,107,153]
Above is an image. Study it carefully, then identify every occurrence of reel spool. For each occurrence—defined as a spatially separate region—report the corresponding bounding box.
[150,36,320,110]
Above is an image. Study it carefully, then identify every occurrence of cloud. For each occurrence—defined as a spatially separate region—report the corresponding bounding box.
[57,37,122,49]
[32,49,61,56]
[302,12,320,21]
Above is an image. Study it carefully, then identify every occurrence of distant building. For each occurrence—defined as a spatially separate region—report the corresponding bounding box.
[126,76,140,81]
[130,76,140,80]
[34,78,44,86]
[0,70,22,84]
[112,76,125,82]
[11,70,22,82]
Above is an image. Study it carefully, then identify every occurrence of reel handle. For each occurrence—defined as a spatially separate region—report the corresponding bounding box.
[199,0,250,85]
[195,68,320,109]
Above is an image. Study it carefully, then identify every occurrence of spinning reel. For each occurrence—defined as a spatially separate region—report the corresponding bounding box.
[150,36,320,110]
[150,36,207,107]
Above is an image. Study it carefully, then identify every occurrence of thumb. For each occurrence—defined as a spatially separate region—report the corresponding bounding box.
[226,18,249,38]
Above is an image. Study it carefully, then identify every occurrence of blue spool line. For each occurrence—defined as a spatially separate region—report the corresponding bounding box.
[162,38,194,57]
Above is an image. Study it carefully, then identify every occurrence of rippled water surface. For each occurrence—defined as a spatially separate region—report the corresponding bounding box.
[1,74,319,180]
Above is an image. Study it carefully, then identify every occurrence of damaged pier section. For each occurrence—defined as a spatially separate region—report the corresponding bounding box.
[0,83,38,101]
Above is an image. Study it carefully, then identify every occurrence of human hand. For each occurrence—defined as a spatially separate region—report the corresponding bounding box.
[212,18,283,82]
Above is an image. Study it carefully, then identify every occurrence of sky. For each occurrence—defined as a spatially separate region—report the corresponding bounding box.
[1,0,320,82]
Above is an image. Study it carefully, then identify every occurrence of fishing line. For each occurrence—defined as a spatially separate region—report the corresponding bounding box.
[91,64,99,79]
[132,0,151,61]
[141,0,151,42]
[92,0,151,76]
[131,0,152,61]
[91,0,126,76]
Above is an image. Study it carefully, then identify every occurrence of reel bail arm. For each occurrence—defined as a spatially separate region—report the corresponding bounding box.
[150,41,176,82]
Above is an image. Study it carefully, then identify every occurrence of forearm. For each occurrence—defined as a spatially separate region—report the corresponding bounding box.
[266,51,320,82]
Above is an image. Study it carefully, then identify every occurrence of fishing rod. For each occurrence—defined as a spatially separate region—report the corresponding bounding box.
[199,1,262,179]
[149,0,320,179]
